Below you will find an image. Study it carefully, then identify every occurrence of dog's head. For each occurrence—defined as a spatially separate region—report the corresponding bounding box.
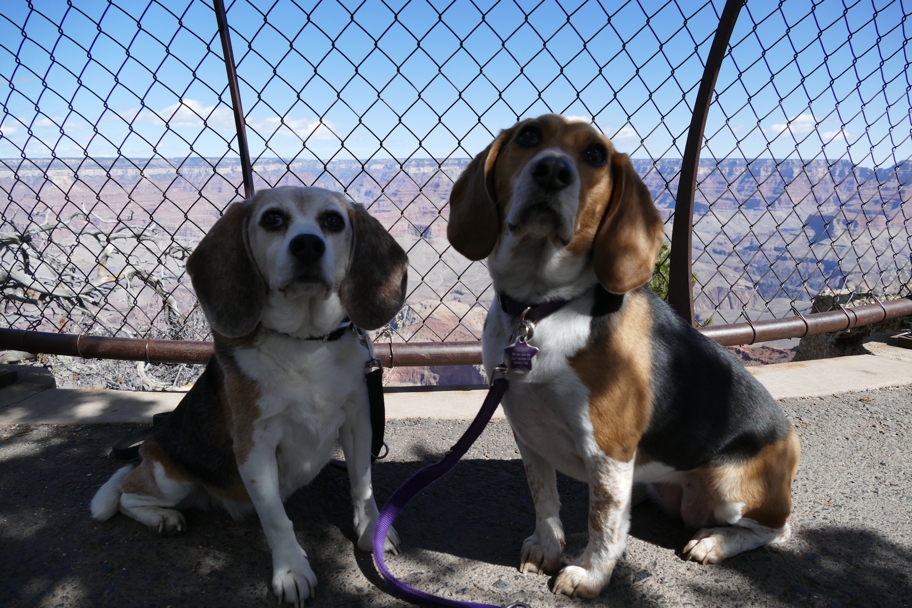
[187,186,408,338]
[447,114,663,295]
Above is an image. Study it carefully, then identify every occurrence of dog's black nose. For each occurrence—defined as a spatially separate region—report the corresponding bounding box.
[289,234,326,263]
[532,156,573,191]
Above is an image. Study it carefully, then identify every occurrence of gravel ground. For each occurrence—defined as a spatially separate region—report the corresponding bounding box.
[1,386,910,608]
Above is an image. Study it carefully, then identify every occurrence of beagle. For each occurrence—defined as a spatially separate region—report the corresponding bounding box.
[447,115,800,599]
[90,186,407,606]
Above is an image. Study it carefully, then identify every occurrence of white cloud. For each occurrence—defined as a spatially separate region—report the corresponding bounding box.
[591,119,638,142]
[767,113,851,145]
[769,112,816,136]
[610,125,639,141]
[1,124,17,136]
[130,99,336,141]
[822,128,850,143]
[136,99,235,130]
[245,116,337,140]
[26,116,90,132]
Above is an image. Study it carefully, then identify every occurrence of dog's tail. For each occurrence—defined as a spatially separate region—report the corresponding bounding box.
[90,465,134,521]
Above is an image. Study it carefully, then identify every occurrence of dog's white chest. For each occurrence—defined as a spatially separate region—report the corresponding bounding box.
[483,299,595,481]
[234,332,369,494]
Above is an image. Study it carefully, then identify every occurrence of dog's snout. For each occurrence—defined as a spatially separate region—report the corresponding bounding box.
[532,157,573,191]
[289,234,326,263]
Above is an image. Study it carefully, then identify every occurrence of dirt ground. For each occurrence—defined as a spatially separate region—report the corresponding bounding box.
[1,386,911,607]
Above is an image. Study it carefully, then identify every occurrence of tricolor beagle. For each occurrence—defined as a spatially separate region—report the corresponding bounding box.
[447,115,800,599]
[90,186,407,606]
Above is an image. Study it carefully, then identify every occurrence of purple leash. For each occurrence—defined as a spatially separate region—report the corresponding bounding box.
[373,294,572,606]
[372,377,529,608]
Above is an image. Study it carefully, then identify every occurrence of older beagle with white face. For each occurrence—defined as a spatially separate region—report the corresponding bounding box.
[90,186,407,606]
[448,115,800,599]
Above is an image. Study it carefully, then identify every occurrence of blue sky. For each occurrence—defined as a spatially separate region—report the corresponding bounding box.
[1,0,909,168]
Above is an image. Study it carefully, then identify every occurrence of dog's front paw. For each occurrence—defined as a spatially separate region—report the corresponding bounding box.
[148,508,186,535]
[272,551,317,606]
[552,564,609,599]
[683,523,790,564]
[683,529,725,565]
[356,523,400,555]
[520,533,562,575]
[684,526,759,565]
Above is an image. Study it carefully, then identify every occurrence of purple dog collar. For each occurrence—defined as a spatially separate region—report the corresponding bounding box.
[498,292,571,323]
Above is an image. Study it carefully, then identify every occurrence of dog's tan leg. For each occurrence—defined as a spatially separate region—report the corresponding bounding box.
[552,452,635,599]
[338,411,399,554]
[683,429,799,564]
[516,438,565,575]
[238,441,317,606]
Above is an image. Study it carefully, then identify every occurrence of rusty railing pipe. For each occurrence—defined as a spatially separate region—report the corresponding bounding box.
[698,297,912,346]
[0,328,213,365]
[2,298,910,367]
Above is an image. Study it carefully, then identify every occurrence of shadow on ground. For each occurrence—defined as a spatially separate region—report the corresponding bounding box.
[2,390,911,607]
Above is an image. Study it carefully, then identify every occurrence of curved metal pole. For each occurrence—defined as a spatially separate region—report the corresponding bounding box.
[668,0,745,323]
[213,0,255,199]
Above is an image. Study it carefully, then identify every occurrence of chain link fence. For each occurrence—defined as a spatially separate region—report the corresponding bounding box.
[2,0,910,355]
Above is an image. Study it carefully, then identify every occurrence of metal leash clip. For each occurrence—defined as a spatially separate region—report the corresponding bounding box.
[503,307,539,374]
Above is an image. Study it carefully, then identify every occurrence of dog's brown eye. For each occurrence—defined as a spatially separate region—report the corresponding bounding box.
[260,210,286,231]
[583,144,608,167]
[516,125,541,147]
[321,212,345,233]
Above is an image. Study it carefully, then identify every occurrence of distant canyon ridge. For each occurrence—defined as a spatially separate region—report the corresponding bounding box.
[3,155,909,343]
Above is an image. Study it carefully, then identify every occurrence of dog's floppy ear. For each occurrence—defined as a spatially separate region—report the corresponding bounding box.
[447,129,512,260]
[340,204,408,330]
[593,152,664,295]
[186,201,266,338]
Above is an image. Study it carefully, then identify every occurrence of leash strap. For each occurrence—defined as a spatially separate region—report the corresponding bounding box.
[372,377,517,608]
[365,366,387,460]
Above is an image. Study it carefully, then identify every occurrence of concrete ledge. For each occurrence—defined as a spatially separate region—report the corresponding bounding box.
[863,331,912,364]
[385,387,502,420]
[0,385,183,424]
[3,348,912,425]
[747,352,912,399]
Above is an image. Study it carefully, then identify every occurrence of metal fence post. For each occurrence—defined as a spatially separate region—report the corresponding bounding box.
[213,0,255,200]
[668,0,744,324]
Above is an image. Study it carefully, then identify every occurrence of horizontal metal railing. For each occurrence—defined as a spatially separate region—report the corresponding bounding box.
[4,297,909,367]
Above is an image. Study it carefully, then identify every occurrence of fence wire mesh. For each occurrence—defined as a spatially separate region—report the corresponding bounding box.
[1,0,910,350]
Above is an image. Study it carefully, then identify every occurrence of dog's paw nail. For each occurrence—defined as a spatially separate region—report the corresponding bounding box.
[683,533,725,565]
[520,534,561,575]
[553,565,605,599]
[384,527,401,555]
